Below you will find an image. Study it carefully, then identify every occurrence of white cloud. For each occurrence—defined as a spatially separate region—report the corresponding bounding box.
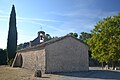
[17,18,64,33]
[0,14,65,47]
[0,10,4,14]
[0,15,9,18]
[50,9,118,19]
[0,15,61,22]
[0,10,9,15]
[0,15,63,32]
[0,15,64,34]
[0,6,119,49]
[18,17,61,22]
[49,10,119,34]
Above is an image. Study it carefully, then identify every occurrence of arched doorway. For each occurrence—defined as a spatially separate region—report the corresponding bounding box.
[18,54,23,67]
[13,54,23,67]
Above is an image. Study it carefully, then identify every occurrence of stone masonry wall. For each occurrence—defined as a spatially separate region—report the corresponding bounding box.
[45,37,89,73]
[17,48,46,72]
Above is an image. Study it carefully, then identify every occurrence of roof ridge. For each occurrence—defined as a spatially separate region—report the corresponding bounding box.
[17,35,88,52]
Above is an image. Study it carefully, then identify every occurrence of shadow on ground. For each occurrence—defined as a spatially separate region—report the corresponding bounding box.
[41,76,50,78]
[53,70,120,80]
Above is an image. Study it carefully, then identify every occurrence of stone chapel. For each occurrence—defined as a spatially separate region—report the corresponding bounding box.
[12,31,89,73]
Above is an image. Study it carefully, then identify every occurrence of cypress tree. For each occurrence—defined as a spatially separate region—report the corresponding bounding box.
[7,5,17,65]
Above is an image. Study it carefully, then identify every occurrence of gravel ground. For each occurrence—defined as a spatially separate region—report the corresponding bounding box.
[0,66,120,80]
[36,67,120,80]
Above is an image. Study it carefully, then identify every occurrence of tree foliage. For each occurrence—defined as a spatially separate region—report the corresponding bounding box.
[17,44,23,50]
[0,49,7,65]
[68,32,78,38]
[79,32,92,42]
[7,5,17,65]
[88,13,120,66]
[45,34,52,41]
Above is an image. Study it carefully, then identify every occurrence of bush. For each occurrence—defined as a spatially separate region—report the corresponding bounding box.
[7,58,14,66]
[0,49,7,65]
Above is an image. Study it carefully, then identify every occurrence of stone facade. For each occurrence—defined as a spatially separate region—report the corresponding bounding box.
[12,35,89,73]
[13,47,46,72]
[45,37,89,73]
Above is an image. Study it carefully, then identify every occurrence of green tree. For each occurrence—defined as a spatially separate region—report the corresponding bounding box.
[0,49,7,65]
[17,44,23,50]
[88,13,120,69]
[52,36,58,39]
[45,34,52,41]
[79,32,92,42]
[7,5,17,65]
[68,32,78,38]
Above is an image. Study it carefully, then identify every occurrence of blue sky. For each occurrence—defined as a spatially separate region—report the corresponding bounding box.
[0,0,120,49]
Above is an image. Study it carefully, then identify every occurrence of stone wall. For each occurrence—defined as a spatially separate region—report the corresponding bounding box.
[45,37,89,73]
[13,48,46,72]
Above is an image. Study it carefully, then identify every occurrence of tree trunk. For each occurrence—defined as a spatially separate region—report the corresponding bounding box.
[108,63,110,69]
[112,61,115,70]
[101,62,104,69]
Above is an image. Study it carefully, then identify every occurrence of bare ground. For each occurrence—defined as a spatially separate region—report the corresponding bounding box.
[0,66,120,80]
[0,66,60,80]
[0,66,34,80]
